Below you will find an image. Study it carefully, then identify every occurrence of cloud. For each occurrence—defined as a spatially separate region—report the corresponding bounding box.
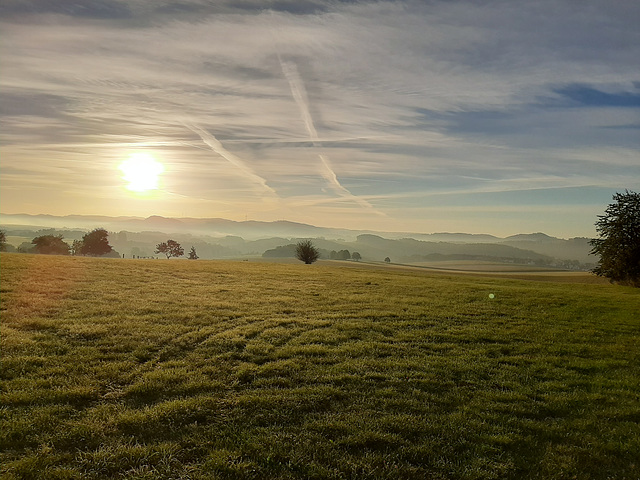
[0,0,638,235]
[0,0,132,19]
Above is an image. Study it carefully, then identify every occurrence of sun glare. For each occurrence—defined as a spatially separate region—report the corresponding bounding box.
[119,153,164,192]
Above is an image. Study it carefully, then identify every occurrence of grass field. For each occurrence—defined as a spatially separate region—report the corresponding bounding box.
[1,253,639,479]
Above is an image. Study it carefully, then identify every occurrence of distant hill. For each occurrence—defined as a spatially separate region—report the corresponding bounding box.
[0,214,348,240]
[504,232,557,242]
[0,213,595,267]
[501,236,593,264]
[411,232,502,243]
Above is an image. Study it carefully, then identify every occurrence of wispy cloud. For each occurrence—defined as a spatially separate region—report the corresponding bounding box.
[0,1,638,236]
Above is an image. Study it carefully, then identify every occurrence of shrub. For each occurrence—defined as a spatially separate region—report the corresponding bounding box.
[295,240,320,264]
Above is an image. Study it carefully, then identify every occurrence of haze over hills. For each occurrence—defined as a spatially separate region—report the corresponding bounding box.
[1,213,348,240]
[0,213,595,268]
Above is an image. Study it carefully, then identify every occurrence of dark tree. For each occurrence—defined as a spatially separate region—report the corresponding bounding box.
[384,257,391,263]
[31,235,70,255]
[337,249,351,260]
[590,190,640,287]
[0,230,6,251]
[156,239,184,259]
[352,252,362,261]
[80,228,113,256]
[188,246,199,260]
[295,240,320,264]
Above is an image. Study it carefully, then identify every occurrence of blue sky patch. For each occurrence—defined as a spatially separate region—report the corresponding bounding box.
[555,84,640,108]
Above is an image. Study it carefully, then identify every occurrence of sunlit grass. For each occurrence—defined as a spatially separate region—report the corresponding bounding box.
[1,253,639,479]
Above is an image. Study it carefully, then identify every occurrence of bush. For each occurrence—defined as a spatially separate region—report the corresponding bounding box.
[295,240,320,264]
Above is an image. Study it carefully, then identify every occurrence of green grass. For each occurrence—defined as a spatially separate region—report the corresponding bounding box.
[1,253,639,479]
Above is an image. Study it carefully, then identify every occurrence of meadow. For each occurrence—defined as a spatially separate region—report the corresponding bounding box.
[1,253,638,479]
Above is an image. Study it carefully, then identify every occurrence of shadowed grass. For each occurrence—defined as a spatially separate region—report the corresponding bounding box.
[1,253,639,479]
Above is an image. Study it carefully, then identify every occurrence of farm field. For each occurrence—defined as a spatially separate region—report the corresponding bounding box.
[329,259,608,284]
[379,262,610,284]
[1,253,639,479]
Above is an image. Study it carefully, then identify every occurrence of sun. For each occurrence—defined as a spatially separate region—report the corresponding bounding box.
[119,153,165,192]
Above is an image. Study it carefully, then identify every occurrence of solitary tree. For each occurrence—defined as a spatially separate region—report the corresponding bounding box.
[295,240,320,264]
[156,239,184,259]
[352,252,362,261]
[80,228,113,256]
[188,246,199,260]
[384,257,391,263]
[155,242,169,258]
[31,235,70,255]
[589,190,640,287]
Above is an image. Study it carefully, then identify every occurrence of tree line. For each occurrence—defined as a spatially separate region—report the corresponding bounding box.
[263,243,363,262]
[3,228,117,256]
[294,240,362,264]
[0,228,199,260]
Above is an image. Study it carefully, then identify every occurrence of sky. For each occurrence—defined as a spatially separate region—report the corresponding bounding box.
[1,0,639,238]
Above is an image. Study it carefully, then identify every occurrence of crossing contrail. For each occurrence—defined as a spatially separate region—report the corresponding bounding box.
[279,60,318,141]
[278,57,384,214]
[185,123,277,197]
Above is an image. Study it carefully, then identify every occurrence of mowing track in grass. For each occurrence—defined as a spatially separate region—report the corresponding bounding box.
[1,253,639,479]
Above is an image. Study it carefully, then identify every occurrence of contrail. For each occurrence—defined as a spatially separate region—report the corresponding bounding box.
[278,57,384,215]
[185,123,277,197]
[318,154,377,210]
[280,60,318,140]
